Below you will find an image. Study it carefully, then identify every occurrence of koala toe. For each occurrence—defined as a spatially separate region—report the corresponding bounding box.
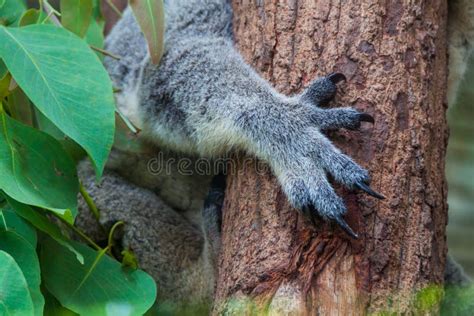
[300,73,346,106]
[306,171,358,238]
[310,107,375,130]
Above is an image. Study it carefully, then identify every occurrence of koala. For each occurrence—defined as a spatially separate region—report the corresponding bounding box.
[76,0,473,312]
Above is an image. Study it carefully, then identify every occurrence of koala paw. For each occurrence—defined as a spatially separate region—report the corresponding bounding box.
[277,73,384,238]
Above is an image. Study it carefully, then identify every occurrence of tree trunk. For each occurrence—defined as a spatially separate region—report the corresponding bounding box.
[214,1,449,314]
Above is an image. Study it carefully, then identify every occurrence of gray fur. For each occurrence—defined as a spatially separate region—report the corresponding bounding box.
[75,0,473,310]
[106,1,373,222]
[76,160,216,310]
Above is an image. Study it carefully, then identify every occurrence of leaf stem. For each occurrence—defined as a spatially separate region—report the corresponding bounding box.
[41,0,62,27]
[89,45,122,60]
[107,220,124,254]
[105,0,123,17]
[116,108,139,134]
[79,182,100,221]
[49,211,102,251]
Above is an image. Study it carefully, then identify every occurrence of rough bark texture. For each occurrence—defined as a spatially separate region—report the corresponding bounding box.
[215,1,449,314]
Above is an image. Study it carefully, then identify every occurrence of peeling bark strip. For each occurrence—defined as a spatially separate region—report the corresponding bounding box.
[215,0,448,314]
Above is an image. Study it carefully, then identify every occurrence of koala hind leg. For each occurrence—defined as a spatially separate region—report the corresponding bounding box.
[75,160,216,311]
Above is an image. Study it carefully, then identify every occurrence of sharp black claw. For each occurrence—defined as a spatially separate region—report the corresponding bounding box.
[358,113,375,124]
[328,72,346,84]
[355,182,385,200]
[334,215,359,239]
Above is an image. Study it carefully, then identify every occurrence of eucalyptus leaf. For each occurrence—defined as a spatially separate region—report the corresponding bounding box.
[0,25,115,177]
[6,87,33,125]
[0,113,78,216]
[0,250,35,316]
[0,231,44,316]
[0,0,26,26]
[85,18,105,60]
[0,206,36,247]
[43,288,79,316]
[41,237,157,316]
[91,0,102,20]
[0,70,10,99]
[35,105,87,163]
[4,194,84,264]
[60,0,93,37]
[18,9,47,27]
[0,59,6,78]
[129,0,165,64]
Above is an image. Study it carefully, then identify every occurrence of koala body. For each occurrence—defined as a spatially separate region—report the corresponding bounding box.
[77,0,473,312]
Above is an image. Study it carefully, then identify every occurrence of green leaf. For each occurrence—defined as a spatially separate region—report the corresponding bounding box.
[4,194,84,264]
[0,0,26,26]
[0,69,11,99]
[0,25,115,177]
[41,237,157,316]
[129,0,165,64]
[0,250,35,316]
[35,106,65,139]
[18,9,48,27]
[0,59,6,78]
[0,206,36,247]
[43,288,79,316]
[0,231,44,316]
[35,107,87,163]
[85,18,105,59]
[0,113,78,215]
[60,0,93,37]
[91,0,102,20]
[6,87,33,126]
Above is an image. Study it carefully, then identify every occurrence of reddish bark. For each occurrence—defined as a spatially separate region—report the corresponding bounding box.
[215,1,449,314]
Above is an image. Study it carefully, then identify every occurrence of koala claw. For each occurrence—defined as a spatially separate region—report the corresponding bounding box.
[328,72,347,84]
[303,205,359,239]
[355,181,385,199]
[358,113,375,124]
[334,214,359,239]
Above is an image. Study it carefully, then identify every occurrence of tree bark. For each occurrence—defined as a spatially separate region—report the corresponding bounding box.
[215,1,449,314]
